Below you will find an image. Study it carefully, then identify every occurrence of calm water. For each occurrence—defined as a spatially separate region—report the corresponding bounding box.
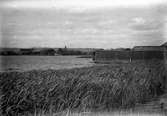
[0,56,94,72]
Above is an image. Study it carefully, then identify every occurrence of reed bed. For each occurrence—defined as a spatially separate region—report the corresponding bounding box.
[0,60,166,116]
[28,111,167,116]
[68,112,166,116]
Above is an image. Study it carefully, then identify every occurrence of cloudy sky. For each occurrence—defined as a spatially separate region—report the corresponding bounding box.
[0,0,167,48]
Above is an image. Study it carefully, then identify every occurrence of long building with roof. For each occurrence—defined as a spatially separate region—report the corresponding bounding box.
[93,42,167,63]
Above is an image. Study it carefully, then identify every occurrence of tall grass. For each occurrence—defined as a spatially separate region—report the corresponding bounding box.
[28,111,167,116]
[0,60,166,115]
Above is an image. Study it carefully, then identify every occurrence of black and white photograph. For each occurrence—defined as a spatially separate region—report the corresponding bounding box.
[0,0,167,116]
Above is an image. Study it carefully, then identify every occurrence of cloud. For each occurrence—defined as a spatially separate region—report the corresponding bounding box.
[0,0,166,10]
[132,17,146,25]
[131,21,163,31]
[129,17,164,31]
[97,20,114,26]
[130,17,166,46]
[1,4,167,48]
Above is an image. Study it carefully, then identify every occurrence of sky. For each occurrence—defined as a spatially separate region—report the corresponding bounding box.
[0,0,167,49]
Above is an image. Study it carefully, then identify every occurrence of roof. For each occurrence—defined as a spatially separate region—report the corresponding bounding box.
[161,42,167,47]
[132,46,166,51]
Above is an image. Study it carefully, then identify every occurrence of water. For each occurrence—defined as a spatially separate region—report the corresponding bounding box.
[0,55,94,72]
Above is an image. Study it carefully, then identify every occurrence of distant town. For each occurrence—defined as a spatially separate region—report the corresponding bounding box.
[0,46,101,56]
[1,42,167,58]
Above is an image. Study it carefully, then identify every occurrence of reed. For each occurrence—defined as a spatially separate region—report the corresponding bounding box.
[0,60,166,115]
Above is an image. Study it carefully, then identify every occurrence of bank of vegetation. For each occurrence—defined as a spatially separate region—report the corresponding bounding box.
[0,48,95,56]
[0,60,166,115]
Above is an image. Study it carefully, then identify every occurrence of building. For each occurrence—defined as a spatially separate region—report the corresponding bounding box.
[131,46,166,60]
[93,44,167,63]
[93,49,131,63]
[93,44,167,91]
[31,48,56,55]
[132,46,166,51]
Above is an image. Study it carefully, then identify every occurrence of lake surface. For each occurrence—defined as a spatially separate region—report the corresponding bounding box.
[0,56,94,72]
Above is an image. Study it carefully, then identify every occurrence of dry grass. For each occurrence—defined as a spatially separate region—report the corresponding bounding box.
[0,60,166,116]
[28,111,167,116]
[65,112,166,116]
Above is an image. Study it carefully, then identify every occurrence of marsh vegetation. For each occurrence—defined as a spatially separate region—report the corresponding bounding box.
[0,60,166,115]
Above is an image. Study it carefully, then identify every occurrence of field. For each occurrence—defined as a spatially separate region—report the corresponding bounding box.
[0,60,166,116]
